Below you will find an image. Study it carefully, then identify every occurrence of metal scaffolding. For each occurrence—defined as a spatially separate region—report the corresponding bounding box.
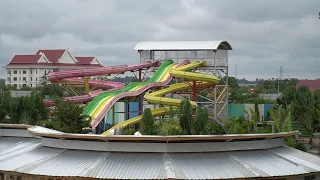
[135,41,232,121]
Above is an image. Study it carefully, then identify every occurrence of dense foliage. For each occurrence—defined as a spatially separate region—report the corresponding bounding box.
[0,92,48,125]
[45,97,90,133]
[140,108,154,135]
[277,86,320,134]
[179,100,193,134]
[128,102,226,136]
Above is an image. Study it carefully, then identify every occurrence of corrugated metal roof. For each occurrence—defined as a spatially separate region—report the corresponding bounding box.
[28,150,103,176]
[1,136,320,179]
[228,149,310,177]
[170,152,255,179]
[0,137,36,152]
[0,147,64,172]
[86,152,166,179]
[134,41,232,51]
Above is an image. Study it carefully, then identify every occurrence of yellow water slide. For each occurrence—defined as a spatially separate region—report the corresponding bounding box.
[103,61,222,135]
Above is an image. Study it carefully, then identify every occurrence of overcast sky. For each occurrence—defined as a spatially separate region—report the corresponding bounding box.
[0,0,319,80]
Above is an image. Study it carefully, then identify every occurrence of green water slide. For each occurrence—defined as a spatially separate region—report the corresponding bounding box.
[82,60,175,127]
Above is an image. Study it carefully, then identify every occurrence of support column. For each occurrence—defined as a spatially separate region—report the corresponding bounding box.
[138,69,142,115]
[127,100,131,119]
[192,80,197,101]
[84,76,89,95]
[112,105,115,127]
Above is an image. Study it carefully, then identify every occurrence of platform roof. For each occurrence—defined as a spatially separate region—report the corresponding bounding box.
[0,125,319,179]
[0,136,320,179]
[134,41,232,51]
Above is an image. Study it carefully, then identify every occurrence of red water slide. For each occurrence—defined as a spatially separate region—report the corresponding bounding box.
[43,61,160,106]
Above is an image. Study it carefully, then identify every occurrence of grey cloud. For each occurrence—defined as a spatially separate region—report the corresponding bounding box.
[0,0,319,80]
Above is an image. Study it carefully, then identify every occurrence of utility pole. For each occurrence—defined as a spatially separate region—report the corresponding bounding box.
[278,66,284,93]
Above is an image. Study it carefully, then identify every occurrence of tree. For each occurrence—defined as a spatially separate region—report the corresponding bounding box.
[37,84,64,97]
[227,77,239,89]
[179,100,193,134]
[254,103,260,121]
[192,107,208,135]
[26,93,49,125]
[0,92,10,122]
[53,97,89,133]
[140,108,154,135]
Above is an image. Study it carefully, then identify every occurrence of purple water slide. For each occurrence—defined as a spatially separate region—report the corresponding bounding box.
[48,61,159,82]
[44,61,160,106]
[59,78,125,90]
[90,60,190,128]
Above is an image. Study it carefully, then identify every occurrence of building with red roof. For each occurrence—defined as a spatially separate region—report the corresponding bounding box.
[4,49,103,88]
[296,80,320,92]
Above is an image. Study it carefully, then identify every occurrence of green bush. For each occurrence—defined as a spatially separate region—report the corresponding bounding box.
[122,128,137,135]
[140,108,154,135]
[206,122,227,135]
[294,142,307,152]
[179,100,192,134]
[156,119,186,136]
[192,107,208,135]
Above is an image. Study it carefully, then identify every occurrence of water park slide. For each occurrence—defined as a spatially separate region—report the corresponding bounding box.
[43,61,159,106]
[103,61,226,135]
[54,78,125,90]
[82,60,191,129]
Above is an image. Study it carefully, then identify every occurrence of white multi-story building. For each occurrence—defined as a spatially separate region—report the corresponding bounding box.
[3,49,102,88]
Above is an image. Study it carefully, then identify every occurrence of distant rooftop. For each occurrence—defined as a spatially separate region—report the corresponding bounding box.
[296,80,320,92]
[134,41,232,51]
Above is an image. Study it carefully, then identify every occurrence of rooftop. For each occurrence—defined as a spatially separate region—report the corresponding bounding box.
[75,56,95,64]
[297,80,320,92]
[36,49,66,63]
[5,49,103,67]
[134,40,232,51]
[1,124,320,179]
[10,54,42,64]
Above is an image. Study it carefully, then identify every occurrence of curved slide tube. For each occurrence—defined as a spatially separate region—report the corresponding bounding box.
[48,62,159,82]
[53,78,125,90]
[83,60,191,129]
[103,61,227,135]
[44,61,159,106]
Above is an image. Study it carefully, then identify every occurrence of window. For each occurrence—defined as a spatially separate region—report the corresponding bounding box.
[13,84,17,88]
[13,70,17,74]
[19,70,21,74]
[19,77,21,81]
[7,77,10,81]
[31,77,32,81]
[22,84,26,87]
[36,70,37,74]
[23,77,26,81]
[13,77,17,81]
[23,70,27,74]
[45,70,47,74]
[7,70,10,75]
[31,84,32,87]
[36,77,38,81]
[31,70,32,74]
